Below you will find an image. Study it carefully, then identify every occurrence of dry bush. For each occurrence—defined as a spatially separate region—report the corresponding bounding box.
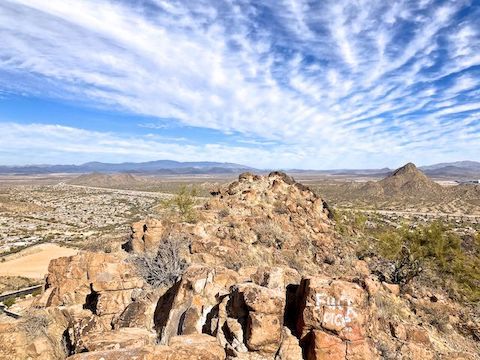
[218,208,230,218]
[74,237,116,253]
[132,236,187,288]
[374,292,410,321]
[20,311,51,337]
[223,245,277,271]
[273,201,289,215]
[253,220,289,249]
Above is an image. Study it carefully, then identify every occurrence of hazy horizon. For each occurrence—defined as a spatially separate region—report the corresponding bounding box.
[1,158,479,172]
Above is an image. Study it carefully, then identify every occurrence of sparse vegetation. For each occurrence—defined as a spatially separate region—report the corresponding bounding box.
[3,297,15,307]
[77,238,115,253]
[218,208,230,218]
[358,220,480,302]
[253,220,289,249]
[20,311,51,337]
[160,185,199,223]
[132,236,188,288]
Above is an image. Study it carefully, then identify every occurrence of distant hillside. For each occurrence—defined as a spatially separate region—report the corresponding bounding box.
[68,173,143,188]
[420,161,480,179]
[0,160,253,175]
[360,163,443,198]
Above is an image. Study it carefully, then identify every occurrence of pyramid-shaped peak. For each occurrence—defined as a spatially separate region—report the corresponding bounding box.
[391,162,420,176]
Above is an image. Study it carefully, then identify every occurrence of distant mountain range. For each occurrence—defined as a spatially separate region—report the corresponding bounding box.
[419,161,480,179]
[0,160,254,175]
[0,160,479,178]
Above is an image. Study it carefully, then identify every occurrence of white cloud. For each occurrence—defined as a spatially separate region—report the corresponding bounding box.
[0,0,479,168]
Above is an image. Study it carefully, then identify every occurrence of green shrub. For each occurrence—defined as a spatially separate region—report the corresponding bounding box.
[3,297,15,307]
[370,221,480,302]
[161,186,198,223]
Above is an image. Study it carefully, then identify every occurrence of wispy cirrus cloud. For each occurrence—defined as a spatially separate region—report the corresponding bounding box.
[0,0,479,168]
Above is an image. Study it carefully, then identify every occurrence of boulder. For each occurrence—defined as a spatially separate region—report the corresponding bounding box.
[66,334,225,360]
[297,277,369,341]
[155,265,240,343]
[129,218,166,253]
[0,309,68,360]
[275,327,303,360]
[75,327,156,352]
[229,283,286,355]
[36,252,143,311]
[305,330,346,360]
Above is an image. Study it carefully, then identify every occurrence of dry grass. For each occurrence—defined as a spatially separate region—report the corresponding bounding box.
[253,220,289,249]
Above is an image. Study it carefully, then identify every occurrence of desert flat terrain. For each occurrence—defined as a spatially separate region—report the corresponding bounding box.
[0,243,78,279]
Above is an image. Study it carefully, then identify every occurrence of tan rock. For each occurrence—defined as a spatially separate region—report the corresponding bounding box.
[251,266,287,289]
[0,309,68,360]
[113,294,158,331]
[305,330,346,360]
[275,327,303,360]
[382,282,400,296]
[364,276,381,296]
[346,339,379,360]
[407,327,430,345]
[67,334,225,360]
[400,343,434,360]
[246,312,283,352]
[297,277,368,342]
[37,252,143,310]
[155,265,240,343]
[77,327,156,352]
[129,218,166,254]
[235,283,286,315]
[355,260,370,276]
[67,347,154,360]
[389,321,407,341]
[168,333,225,359]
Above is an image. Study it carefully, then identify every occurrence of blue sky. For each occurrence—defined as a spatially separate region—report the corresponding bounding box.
[0,0,479,169]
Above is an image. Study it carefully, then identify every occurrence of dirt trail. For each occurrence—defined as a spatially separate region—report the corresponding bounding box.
[0,243,78,279]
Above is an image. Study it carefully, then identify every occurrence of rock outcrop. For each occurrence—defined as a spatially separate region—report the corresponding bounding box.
[1,172,478,360]
[128,171,335,273]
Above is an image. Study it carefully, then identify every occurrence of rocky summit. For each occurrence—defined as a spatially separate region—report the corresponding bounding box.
[0,172,478,359]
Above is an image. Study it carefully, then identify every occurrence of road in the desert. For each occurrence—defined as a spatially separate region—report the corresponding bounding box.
[62,183,172,198]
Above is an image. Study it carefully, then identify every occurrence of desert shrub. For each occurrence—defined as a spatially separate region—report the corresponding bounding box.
[353,212,368,231]
[273,201,289,215]
[132,236,187,288]
[79,238,114,253]
[20,311,51,337]
[161,186,198,223]
[374,292,410,321]
[332,209,349,235]
[3,297,15,307]
[218,209,230,218]
[31,288,42,297]
[253,220,289,249]
[370,222,480,302]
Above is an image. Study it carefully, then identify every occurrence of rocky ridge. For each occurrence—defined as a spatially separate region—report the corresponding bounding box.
[0,172,478,359]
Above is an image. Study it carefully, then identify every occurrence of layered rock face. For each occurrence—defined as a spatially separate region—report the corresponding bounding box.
[0,172,478,359]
